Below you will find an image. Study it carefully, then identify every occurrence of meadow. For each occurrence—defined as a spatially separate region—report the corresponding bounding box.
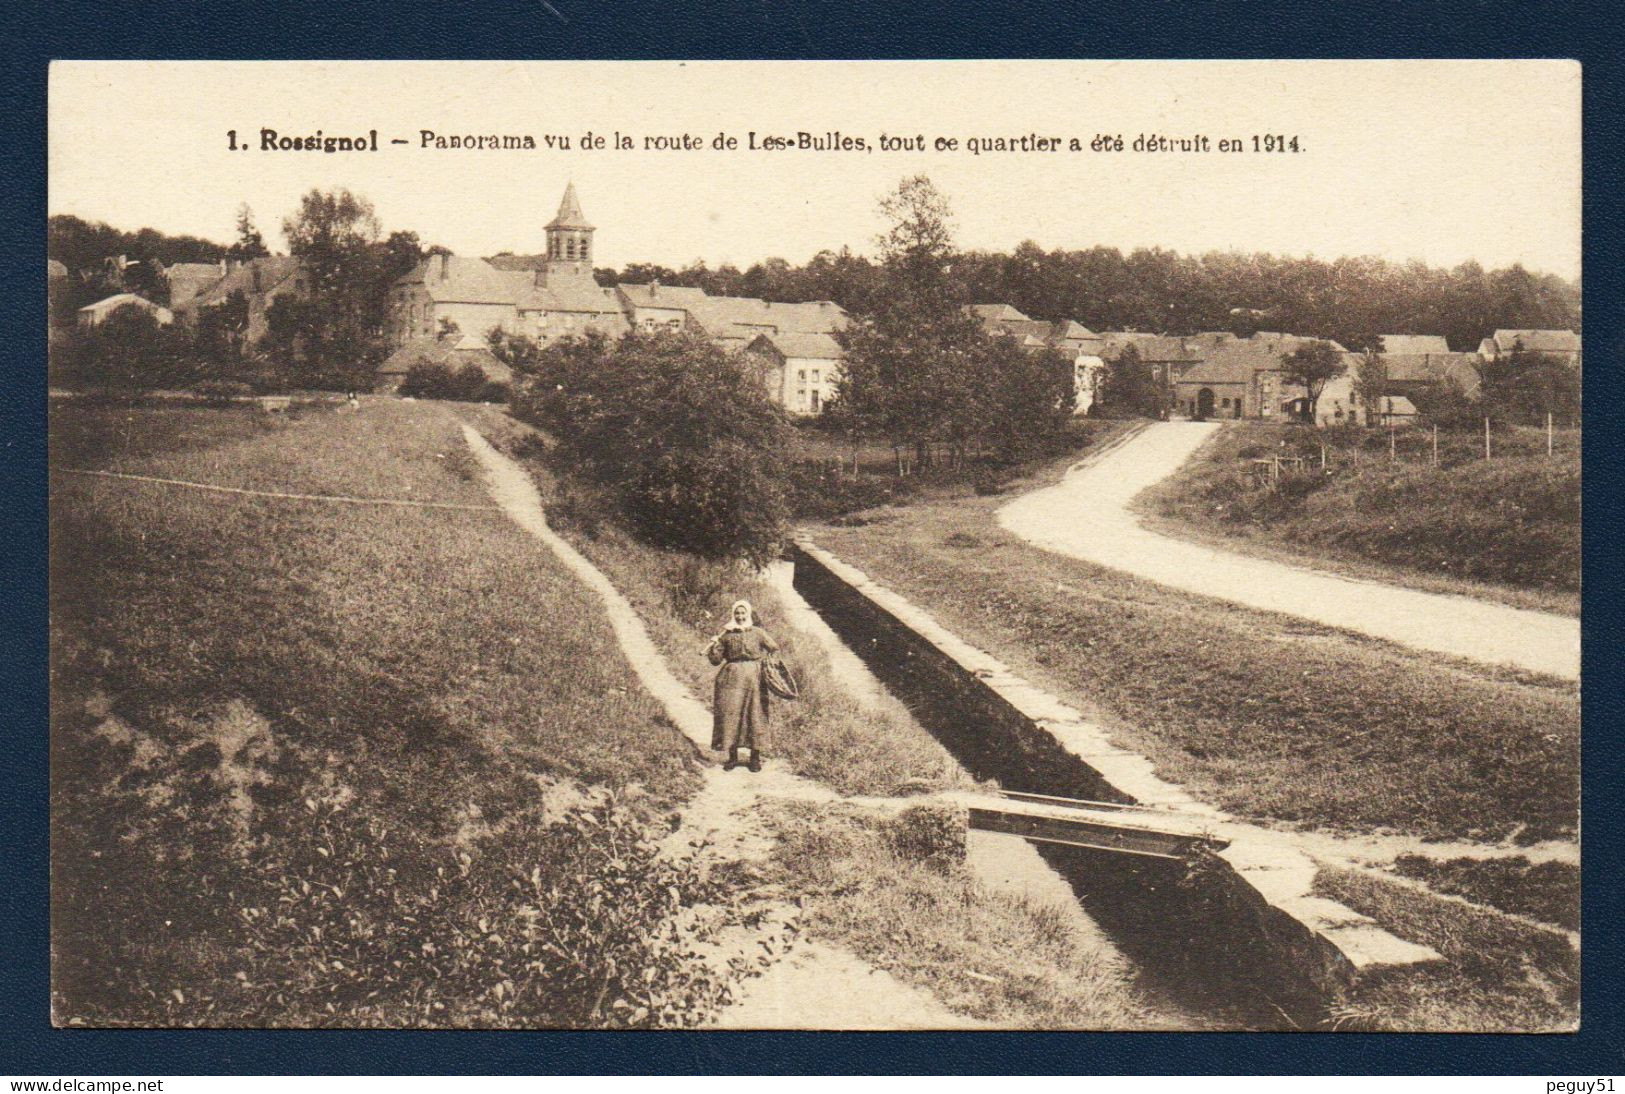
[50,399,757,1027]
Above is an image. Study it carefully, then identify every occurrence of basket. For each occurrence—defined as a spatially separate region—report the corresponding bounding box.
[762,657,800,701]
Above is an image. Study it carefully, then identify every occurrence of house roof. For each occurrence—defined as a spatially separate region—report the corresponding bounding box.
[79,292,161,314]
[1489,329,1581,355]
[615,282,711,310]
[1176,334,1345,386]
[751,331,844,361]
[1379,334,1451,355]
[378,334,512,384]
[516,278,626,315]
[546,182,594,231]
[965,303,1031,324]
[179,256,301,311]
[399,256,530,305]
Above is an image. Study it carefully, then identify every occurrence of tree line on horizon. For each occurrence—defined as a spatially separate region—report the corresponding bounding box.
[55,204,1579,358]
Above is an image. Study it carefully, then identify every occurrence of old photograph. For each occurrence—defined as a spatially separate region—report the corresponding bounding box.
[47,60,1581,1031]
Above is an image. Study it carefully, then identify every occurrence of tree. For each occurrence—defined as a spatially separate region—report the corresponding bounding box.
[231,204,270,260]
[1099,343,1160,418]
[499,329,792,567]
[272,188,385,390]
[1282,340,1346,423]
[1351,341,1389,427]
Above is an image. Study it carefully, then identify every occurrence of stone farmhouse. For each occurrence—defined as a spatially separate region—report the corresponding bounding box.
[1172,333,1350,421]
[384,184,849,413]
[170,256,304,344]
[1477,329,1581,365]
[1317,336,1481,427]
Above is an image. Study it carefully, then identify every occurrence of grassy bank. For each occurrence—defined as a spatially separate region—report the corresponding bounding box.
[759,801,1191,1029]
[51,399,761,1027]
[464,408,972,799]
[808,457,1578,844]
[1141,422,1580,613]
[1316,866,1578,1032]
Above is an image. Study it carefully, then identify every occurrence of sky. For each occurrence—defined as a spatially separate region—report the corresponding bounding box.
[49,60,1581,280]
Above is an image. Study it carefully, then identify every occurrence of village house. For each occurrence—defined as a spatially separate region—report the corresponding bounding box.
[965,304,1107,414]
[743,331,844,416]
[1477,329,1581,365]
[1172,333,1348,420]
[1317,337,1481,426]
[383,184,849,409]
[170,256,304,344]
[161,261,232,309]
[375,331,511,395]
[77,292,173,331]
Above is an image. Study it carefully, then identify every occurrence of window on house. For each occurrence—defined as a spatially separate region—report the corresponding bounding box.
[1221,397,1231,408]
[798,369,807,382]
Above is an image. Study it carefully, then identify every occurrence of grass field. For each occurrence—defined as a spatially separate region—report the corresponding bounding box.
[50,399,762,1027]
[462,407,972,798]
[1316,866,1578,1032]
[1141,422,1580,613]
[808,454,1579,845]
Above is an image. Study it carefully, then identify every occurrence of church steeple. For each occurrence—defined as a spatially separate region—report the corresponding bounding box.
[545,182,595,267]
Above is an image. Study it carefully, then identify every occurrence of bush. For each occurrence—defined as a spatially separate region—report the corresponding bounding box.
[502,330,792,568]
[882,804,966,869]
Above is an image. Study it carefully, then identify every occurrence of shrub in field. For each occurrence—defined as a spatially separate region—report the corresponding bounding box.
[498,329,793,568]
[882,804,966,869]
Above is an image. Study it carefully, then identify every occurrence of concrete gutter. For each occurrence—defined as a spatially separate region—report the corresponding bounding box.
[791,537,1442,990]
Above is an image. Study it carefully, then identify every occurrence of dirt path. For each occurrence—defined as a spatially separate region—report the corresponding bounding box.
[998,421,1579,681]
[460,424,979,1029]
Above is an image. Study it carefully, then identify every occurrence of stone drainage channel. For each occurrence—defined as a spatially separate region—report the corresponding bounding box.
[788,537,1443,1030]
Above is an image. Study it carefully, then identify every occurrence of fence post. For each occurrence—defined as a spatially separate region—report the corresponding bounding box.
[1432,425,1438,467]
[1548,412,1554,457]
[1389,422,1396,461]
[1484,417,1491,461]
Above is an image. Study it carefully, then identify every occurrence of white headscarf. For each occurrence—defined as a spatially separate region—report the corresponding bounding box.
[724,599,755,631]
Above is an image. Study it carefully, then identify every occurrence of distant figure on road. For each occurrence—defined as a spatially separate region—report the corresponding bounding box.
[706,599,779,772]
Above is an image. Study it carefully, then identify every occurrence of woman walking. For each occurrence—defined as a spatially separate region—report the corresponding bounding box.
[707,599,779,772]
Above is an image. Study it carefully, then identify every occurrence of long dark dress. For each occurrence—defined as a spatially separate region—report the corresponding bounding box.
[708,626,779,752]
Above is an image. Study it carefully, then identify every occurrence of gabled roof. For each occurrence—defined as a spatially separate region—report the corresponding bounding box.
[1489,329,1581,355]
[1378,334,1451,355]
[615,282,711,310]
[378,334,512,383]
[749,331,844,361]
[399,256,530,305]
[965,303,1031,324]
[1177,334,1345,386]
[546,182,594,231]
[79,292,161,314]
[516,278,626,315]
[179,256,301,311]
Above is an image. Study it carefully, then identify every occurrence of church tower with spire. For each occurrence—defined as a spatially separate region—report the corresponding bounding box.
[539,182,596,286]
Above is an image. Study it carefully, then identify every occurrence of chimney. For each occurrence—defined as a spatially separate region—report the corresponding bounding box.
[439,253,451,280]
[219,258,227,275]
[650,280,659,297]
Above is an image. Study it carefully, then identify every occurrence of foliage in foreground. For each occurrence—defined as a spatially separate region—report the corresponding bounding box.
[54,730,757,1028]
[495,328,792,567]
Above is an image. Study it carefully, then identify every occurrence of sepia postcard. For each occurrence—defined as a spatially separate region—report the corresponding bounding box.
[47,59,1581,1032]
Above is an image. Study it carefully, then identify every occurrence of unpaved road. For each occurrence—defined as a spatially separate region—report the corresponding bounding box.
[461,423,983,1029]
[998,421,1579,681]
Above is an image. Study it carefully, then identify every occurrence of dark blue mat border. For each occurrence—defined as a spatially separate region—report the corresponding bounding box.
[5,0,1621,1075]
